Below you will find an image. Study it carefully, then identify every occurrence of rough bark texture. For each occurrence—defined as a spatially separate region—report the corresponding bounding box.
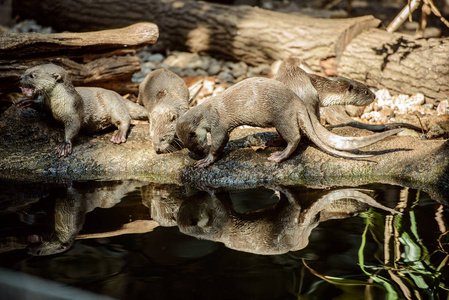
[0,22,158,95]
[1,105,448,204]
[11,0,380,72]
[338,28,449,100]
[11,0,449,100]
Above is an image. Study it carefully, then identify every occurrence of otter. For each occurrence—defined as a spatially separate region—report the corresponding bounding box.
[19,64,148,157]
[176,77,402,168]
[138,69,190,154]
[274,57,421,137]
[274,57,375,117]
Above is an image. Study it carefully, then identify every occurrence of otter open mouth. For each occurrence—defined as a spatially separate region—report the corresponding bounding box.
[20,85,36,98]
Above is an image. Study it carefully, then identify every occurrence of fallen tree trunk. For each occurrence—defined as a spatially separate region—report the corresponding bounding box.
[337,28,449,101]
[12,0,449,100]
[0,22,158,95]
[1,105,448,203]
[11,0,380,73]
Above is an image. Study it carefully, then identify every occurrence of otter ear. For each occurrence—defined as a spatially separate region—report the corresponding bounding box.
[170,112,177,122]
[52,73,63,82]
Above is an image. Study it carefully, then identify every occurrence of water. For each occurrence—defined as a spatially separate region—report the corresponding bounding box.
[0,180,448,300]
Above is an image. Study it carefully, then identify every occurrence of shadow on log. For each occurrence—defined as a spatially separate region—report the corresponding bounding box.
[0,104,448,203]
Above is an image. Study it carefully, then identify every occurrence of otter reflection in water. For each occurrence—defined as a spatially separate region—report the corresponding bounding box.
[176,188,400,255]
[0,181,144,256]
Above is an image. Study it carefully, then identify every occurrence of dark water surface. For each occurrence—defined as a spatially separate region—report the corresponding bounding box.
[0,180,448,300]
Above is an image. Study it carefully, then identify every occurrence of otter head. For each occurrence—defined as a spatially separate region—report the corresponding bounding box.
[176,109,209,158]
[323,77,376,107]
[149,107,180,154]
[177,193,229,239]
[20,64,69,99]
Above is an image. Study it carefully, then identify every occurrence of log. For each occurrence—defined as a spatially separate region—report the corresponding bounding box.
[11,0,381,72]
[0,22,159,95]
[337,28,449,101]
[12,0,449,100]
[0,105,448,204]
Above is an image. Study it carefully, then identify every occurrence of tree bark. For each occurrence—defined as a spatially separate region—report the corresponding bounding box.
[337,28,449,101]
[0,22,158,95]
[11,0,380,72]
[12,0,449,100]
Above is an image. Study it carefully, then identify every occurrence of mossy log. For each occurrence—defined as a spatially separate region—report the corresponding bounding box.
[0,105,448,203]
[0,22,159,95]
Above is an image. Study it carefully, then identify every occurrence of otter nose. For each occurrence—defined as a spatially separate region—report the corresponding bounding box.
[155,147,163,154]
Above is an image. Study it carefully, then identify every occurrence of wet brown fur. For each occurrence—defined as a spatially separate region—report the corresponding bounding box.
[176,77,388,168]
[273,57,376,117]
[20,64,146,157]
[273,57,402,151]
[138,69,189,154]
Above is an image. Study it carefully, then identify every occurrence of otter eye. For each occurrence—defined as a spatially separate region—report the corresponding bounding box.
[160,137,166,142]
[29,73,35,79]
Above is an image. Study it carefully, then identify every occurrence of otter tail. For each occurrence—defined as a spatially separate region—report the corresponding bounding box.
[323,106,421,133]
[309,112,403,151]
[120,98,148,120]
[297,107,373,158]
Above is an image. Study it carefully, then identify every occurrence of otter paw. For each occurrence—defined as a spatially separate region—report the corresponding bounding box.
[267,151,286,163]
[194,154,214,168]
[55,142,72,157]
[111,132,127,144]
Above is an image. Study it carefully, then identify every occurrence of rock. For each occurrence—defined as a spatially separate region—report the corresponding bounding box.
[218,71,234,81]
[226,61,248,78]
[437,100,449,115]
[148,53,165,63]
[426,115,449,139]
[208,62,222,76]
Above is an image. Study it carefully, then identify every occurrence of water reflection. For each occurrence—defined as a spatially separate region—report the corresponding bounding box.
[0,180,447,299]
[174,188,399,255]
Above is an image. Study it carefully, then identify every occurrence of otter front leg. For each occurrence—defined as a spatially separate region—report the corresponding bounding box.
[110,121,130,144]
[56,118,81,157]
[194,129,229,168]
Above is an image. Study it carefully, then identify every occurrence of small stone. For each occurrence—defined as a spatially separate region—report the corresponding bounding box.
[208,63,222,75]
[148,53,165,63]
[195,69,209,76]
[168,66,183,76]
[180,67,197,77]
[436,100,448,115]
[218,72,234,81]
[426,115,449,139]
[141,61,157,74]
[226,61,248,78]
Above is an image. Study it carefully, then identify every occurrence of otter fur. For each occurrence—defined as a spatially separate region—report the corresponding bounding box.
[138,69,189,154]
[19,64,148,157]
[176,77,401,168]
[273,57,403,150]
